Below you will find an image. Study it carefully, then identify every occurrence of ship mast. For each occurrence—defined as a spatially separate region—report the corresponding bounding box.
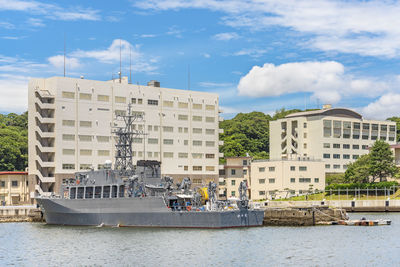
[113,104,144,176]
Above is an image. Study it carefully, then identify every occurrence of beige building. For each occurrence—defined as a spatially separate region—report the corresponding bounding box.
[28,76,223,195]
[0,172,30,205]
[219,157,251,199]
[251,158,325,200]
[270,106,396,173]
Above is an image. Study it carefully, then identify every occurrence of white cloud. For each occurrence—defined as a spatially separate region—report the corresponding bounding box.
[203,53,211,58]
[27,17,44,27]
[0,21,15,29]
[0,0,100,21]
[47,55,81,70]
[361,93,400,120]
[134,0,400,58]
[213,32,239,41]
[234,48,268,58]
[199,81,234,88]
[0,74,29,113]
[237,61,390,104]
[140,34,157,38]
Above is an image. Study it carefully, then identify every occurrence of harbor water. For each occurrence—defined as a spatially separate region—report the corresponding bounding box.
[1,213,399,266]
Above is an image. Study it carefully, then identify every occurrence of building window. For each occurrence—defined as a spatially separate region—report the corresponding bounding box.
[178,102,188,108]
[79,121,92,127]
[343,165,348,169]
[148,138,158,144]
[131,98,136,104]
[163,126,173,132]
[304,122,307,128]
[243,169,247,175]
[206,117,215,123]
[259,191,265,196]
[192,128,202,134]
[343,144,350,149]
[184,140,188,146]
[79,135,92,142]
[304,133,307,138]
[231,191,236,196]
[259,167,265,172]
[80,164,92,170]
[352,144,359,149]
[268,178,275,183]
[206,129,215,135]
[163,100,173,107]
[178,153,188,158]
[62,134,75,141]
[343,154,350,159]
[299,178,311,183]
[80,149,92,156]
[206,141,215,147]
[206,104,215,111]
[290,166,295,171]
[333,154,340,159]
[97,95,109,102]
[269,167,275,172]
[163,152,174,158]
[290,178,295,183]
[0,181,5,187]
[11,181,18,187]
[62,120,75,127]
[62,164,75,170]
[333,144,340,148]
[163,139,174,145]
[352,155,359,159]
[192,116,202,122]
[231,169,236,175]
[323,154,330,159]
[333,164,340,169]
[193,103,202,109]
[184,166,188,171]
[133,138,143,143]
[193,140,202,146]
[115,96,126,103]
[98,150,110,156]
[115,110,126,117]
[205,154,215,159]
[62,91,75,99]
[79,93,92,100]
[206,166,215,171]
[323,143,330,148]
[303,143,307,149]
[178,114,188,121]
[299,166,307,171]
[62,149,75,155]
[362,145,368,150]
[243,160,248,166]
[314,178,319,183]
[147,99,158,106]
[259,179,265,184]
[325,164,330,169]
[231,180,236,186]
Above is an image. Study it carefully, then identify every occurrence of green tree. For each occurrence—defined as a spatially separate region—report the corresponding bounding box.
[344,154,370,183]
[369,139,398,182]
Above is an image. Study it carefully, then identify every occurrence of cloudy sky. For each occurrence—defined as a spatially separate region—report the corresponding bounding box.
[1,0,400,119]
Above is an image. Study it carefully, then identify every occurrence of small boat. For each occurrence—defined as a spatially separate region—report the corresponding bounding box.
[337,218,391,226]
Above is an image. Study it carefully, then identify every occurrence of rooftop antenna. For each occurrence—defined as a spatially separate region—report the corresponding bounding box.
[187,64,190,90]
[129,46,132,84]
[63,33,66,77]
[119,39,122,83]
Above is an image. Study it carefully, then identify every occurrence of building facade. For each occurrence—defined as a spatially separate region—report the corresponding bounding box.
[28,77,223,195]
[270,106,396,173]
[219,157,251,199]
[0,172,30,205]
[250,158,325,200]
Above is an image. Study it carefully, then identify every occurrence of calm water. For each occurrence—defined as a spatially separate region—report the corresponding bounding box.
[1,213,400,266]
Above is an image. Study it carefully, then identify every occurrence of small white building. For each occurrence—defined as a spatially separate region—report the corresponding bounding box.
[250,157,325,200]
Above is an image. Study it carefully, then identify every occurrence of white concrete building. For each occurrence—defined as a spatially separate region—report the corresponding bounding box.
[28,76,223,194]
[250,158,325,200]
[270,106,396,173]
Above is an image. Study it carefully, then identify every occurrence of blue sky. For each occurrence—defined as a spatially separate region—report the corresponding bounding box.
[2,0,400,119]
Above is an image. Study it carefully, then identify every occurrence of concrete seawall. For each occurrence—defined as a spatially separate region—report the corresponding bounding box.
[262,206,347,226]
[0,205,42,222]
[265,200,400,212]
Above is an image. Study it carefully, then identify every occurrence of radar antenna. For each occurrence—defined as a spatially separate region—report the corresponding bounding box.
[112,103,145,176]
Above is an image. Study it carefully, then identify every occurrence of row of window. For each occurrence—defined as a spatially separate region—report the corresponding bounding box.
[230,169,248,176]
[258,166,308,172]
[62,91,216,110]
[323,120,395,132]
[323,143,369,149]
[256,178,319,184]
[325,164,347,169]
[323,154,360,160]
[63,164,216,171]
[0,180,19,187]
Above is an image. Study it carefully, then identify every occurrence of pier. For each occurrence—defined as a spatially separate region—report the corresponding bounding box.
[0,205,42,223]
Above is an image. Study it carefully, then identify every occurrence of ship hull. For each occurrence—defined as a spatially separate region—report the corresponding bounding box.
[37,197,264,228]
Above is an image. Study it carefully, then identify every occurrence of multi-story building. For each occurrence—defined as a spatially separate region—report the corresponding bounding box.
[270,105,396,173]
[219,157,251,199]
[0,171,30,205]
[251,157,325,200]
[28,76,223,195]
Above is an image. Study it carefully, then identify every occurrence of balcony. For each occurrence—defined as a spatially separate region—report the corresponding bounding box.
[219,152,224,158]
[218,140,224,146]
[219,129,224,134]
[219,116,224,122]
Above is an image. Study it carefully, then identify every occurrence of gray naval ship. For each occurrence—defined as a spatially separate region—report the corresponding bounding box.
[36,105,264,228]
